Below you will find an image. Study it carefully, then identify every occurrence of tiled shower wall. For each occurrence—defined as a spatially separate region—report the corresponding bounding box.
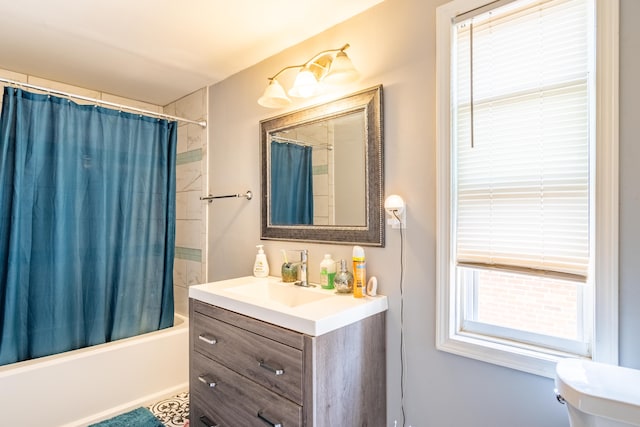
[164,89,208,316]
[0,67,207,317]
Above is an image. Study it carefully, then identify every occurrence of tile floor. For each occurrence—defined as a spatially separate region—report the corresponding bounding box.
[148,391,189,427]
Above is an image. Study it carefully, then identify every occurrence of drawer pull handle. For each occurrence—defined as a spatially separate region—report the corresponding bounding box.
[259,360,284,376]
[199,415,220,427]
[198,334,217,345]
[257,410,283,427]
[198,374,217,388]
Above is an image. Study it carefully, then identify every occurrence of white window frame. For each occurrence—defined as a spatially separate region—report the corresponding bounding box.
[435,0,619,378]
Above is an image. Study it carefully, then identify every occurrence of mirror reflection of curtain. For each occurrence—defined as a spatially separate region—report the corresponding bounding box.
[0,87,176,366]
[270,141,313,225]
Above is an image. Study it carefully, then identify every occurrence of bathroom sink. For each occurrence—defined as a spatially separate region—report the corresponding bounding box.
[189,276,388,336]
[226,281,333,308]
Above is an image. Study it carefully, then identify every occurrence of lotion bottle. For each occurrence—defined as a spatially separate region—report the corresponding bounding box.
[352,246,366,298]
[253,245,269,277]
[319,254,337,289]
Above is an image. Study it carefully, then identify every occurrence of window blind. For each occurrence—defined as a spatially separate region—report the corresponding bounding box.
[453,0,591,279]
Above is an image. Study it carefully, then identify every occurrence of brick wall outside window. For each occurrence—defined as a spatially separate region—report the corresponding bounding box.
[476,270,579,340]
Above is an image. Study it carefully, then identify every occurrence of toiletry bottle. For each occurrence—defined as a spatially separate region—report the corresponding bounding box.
[352,246,366,298]
[253,245,269,277]
[319,254,336,290]
[334,259,354,293]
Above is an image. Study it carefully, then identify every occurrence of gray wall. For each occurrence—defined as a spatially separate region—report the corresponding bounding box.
[207,0,637,425]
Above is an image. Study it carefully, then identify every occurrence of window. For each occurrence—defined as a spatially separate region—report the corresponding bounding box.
[436,0,618,377]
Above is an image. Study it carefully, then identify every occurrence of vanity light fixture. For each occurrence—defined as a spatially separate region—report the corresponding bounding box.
[257,43,359,108]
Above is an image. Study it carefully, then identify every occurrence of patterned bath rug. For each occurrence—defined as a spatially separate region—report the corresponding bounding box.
[148,391,189,427]
[89,407,164,427]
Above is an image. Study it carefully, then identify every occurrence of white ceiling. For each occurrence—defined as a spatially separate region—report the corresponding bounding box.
[0,0,383,105]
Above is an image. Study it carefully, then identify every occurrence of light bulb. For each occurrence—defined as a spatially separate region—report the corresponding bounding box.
[288,68,319,98]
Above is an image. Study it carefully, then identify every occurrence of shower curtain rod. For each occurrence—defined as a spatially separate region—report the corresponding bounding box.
[272,135,333,150]
[0,77,207,128]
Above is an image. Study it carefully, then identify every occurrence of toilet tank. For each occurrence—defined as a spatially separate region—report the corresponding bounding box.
[555,358,640,427]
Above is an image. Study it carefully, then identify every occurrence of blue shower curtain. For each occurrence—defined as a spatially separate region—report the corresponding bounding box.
[0,87,176,366]
[270,141,313,225]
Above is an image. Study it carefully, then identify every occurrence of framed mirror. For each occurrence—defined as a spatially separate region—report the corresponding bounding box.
[260,85,384,246]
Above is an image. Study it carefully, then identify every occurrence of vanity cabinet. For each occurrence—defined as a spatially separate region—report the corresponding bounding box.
[189,299,386,427]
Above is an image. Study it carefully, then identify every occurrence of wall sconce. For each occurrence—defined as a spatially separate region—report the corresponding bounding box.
[258,43,359,108]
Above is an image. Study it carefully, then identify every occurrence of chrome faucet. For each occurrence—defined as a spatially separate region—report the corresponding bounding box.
[295,249,311,287]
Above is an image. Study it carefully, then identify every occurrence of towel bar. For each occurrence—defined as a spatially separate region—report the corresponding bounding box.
[200,190,252,203]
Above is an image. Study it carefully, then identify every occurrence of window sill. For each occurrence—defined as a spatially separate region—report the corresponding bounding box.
[436,332,580,378]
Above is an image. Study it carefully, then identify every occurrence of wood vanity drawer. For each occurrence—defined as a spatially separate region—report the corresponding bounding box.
[191,351,302,427]
[193,310,304,404]
[193,300,304,349]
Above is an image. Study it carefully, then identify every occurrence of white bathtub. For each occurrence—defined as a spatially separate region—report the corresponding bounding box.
[0,314,189,427]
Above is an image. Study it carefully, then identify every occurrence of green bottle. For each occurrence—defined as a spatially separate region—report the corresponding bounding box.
[320,254,336,289]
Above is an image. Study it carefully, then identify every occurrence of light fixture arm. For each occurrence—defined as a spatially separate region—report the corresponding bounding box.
[258,43,358,108]
[266,44,351,81]
[302,43,350,68]
[267,64,306,82]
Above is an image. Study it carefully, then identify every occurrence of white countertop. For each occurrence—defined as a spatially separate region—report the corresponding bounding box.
[189,276,388,336]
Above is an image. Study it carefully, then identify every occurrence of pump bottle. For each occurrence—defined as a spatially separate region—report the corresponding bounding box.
[320,254,336,289]
[253,245,269,277]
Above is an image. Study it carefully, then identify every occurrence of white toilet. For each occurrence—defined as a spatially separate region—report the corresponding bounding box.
[555,358,640,426]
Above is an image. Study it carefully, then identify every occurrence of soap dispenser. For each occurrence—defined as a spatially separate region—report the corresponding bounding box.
[320,254,337,289]
[253,245,269,277]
